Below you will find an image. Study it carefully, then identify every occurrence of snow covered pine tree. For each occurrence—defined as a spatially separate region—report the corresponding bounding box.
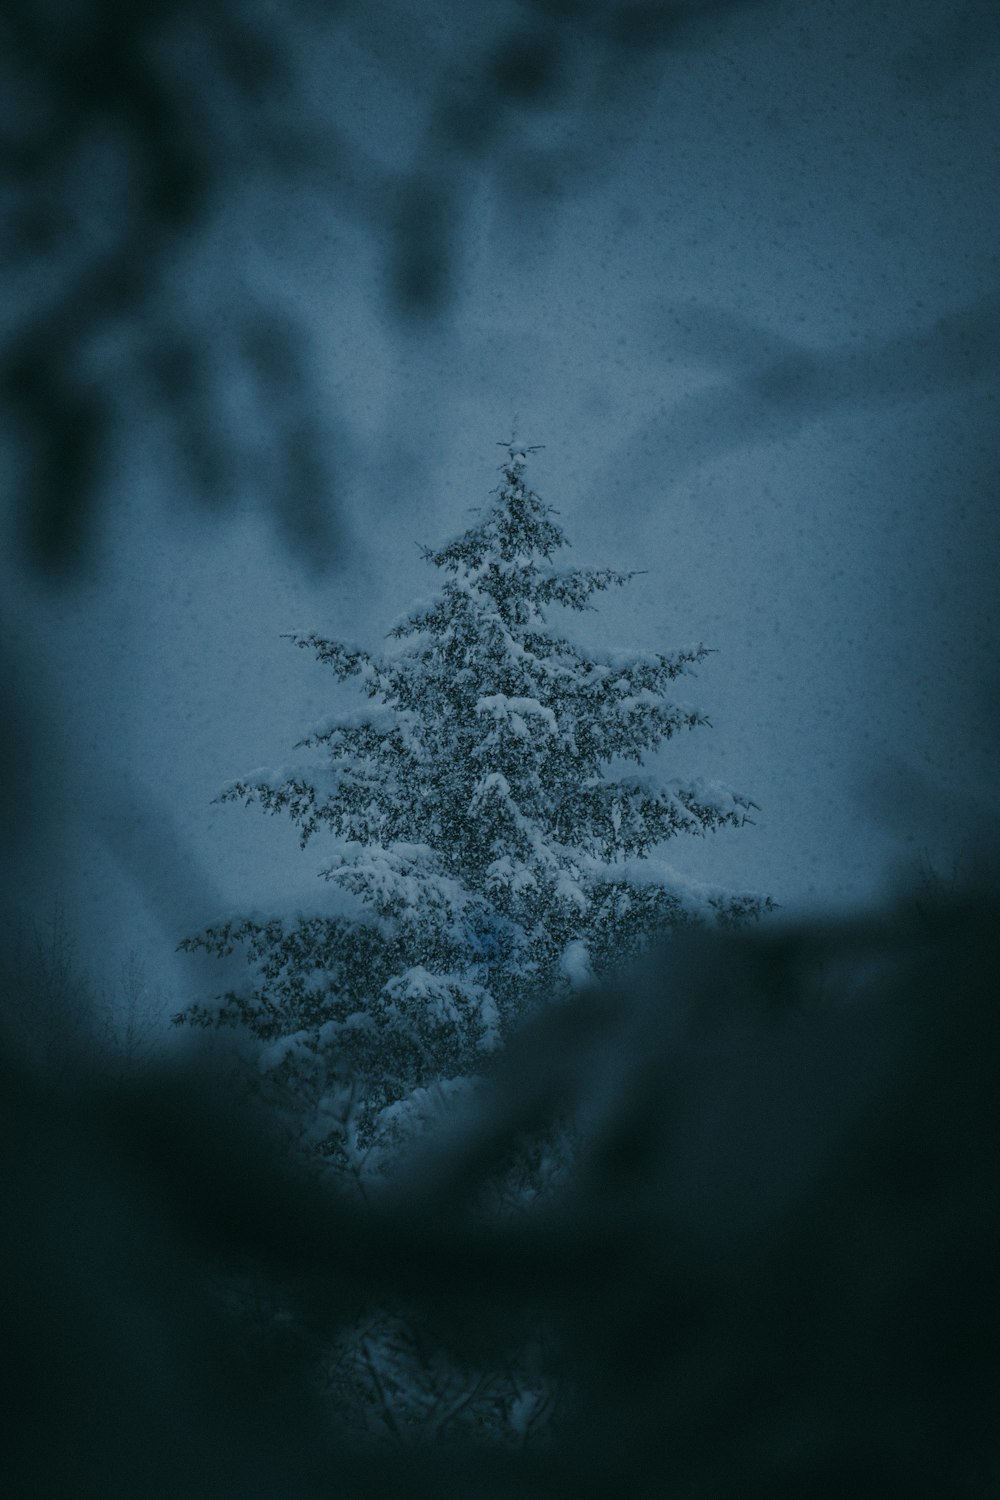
[178,445,772,1175]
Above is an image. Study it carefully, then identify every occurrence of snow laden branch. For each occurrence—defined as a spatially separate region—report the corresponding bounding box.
[213,705,429,847]
[282,632,385,693]
[534,566,637,612]
[554,775,761,860]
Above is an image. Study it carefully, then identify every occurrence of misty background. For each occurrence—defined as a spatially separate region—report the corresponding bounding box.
[2,0,998,1025]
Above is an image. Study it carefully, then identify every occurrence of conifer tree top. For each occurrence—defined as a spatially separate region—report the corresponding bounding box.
[423,445,564,570]
[394,445,636,640]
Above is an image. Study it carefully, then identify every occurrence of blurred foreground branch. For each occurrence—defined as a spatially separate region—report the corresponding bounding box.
[1,0,778,576]
[3,869,998,1496]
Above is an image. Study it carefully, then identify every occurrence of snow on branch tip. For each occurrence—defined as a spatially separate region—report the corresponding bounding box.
[282,631,376,680]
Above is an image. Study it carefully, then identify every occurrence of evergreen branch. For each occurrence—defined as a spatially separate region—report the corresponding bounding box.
[535,567,636,611]
[282,632,380,686]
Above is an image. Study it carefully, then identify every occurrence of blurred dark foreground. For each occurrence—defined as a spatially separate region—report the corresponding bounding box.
[3,875,998,1498]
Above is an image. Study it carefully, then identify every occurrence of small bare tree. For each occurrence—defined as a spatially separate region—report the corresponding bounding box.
[98,949,165,1083]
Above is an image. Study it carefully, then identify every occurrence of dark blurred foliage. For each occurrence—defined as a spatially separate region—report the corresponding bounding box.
[620,292,1000,488]
[1,0,782,578]
[2,0,347,573]
[4,0,998,575]
[3,871,998,1496]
